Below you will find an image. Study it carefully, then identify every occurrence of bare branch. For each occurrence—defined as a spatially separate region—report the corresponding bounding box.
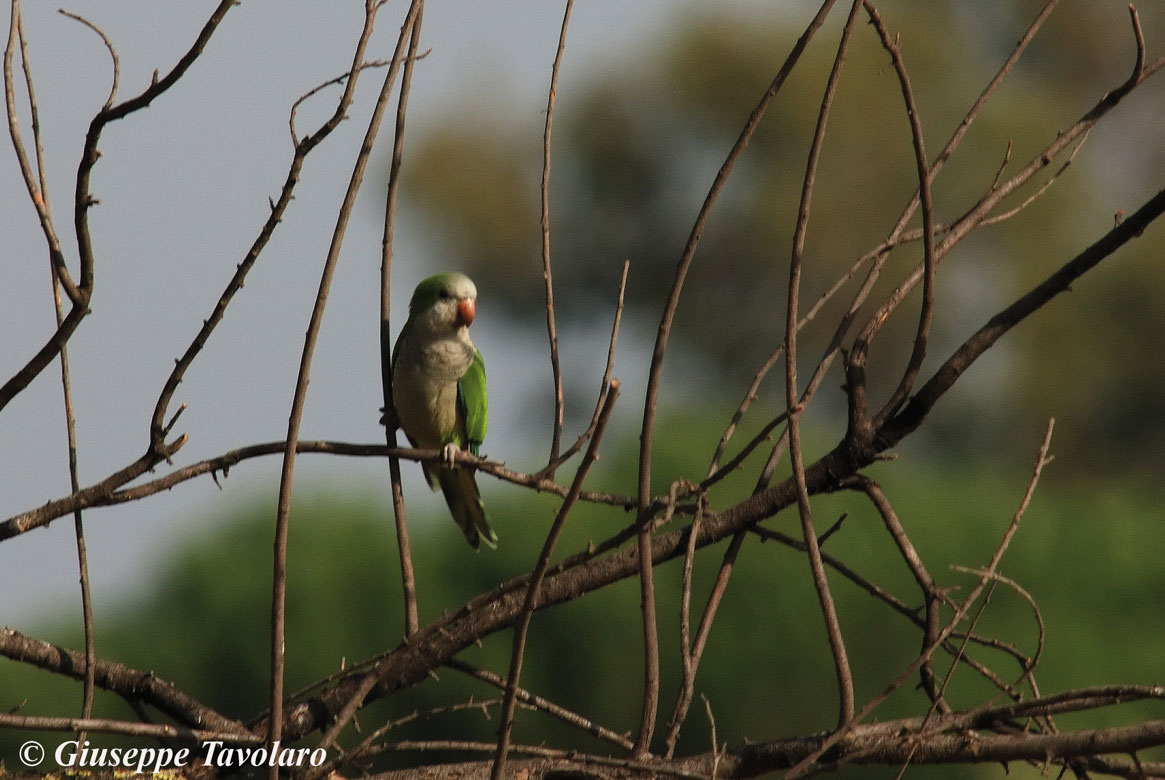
[289,53,428,146]
[663,521,742,758]
[4,1,78,303]
[380,0,427,641]
[0,627,249,735]
[449,659,634,752]
[538,259,629,478]
[860,1,939,428]
[57,9,119,110]
[539,0,573,473]
[0,711,260,746]
[784,0,863,728]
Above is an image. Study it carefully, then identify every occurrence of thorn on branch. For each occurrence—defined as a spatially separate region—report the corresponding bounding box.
[162,402,186,437]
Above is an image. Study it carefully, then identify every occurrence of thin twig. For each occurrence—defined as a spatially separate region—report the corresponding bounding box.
[861,1,939,428]
[893,579,1000,780]
[633,486,662,757]
[845,476,946,709]
[847,21,1163,431]
[57,9,119,110]
[54,170,97,740]
[314,666,383,757]
[9,0,100,735]
[540,0,573,474]
[380,0,426,640]
[950,564,1046,691]
[492,380,620,779]
[448,659,634,751]
[703,695,722,780]
[2,0,238,414]
[537,259,628,478]
[290,53,428,146]
[784,0,863,728]
[4,0,77,303]
[979,128,1090,227]
[750,516,1045,706]
[843,0,1061,431]
[706,347,783,479]
[881,187,1165,446]
[663,522,742,757]
[669,490,701,757]
[634,2,844,750]
[311,699,499,780]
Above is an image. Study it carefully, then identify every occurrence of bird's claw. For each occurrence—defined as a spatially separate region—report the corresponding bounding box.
[441,442,459,468]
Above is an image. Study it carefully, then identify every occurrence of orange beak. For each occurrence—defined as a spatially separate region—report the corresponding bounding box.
[456,297,476,327]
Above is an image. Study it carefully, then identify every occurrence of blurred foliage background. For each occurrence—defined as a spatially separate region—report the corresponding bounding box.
[4,2,1163,778]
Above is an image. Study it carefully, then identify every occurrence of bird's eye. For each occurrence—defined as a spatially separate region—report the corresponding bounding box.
[439,290,452,300]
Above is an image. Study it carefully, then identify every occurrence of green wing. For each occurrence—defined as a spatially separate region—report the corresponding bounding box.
[457,349,488,456]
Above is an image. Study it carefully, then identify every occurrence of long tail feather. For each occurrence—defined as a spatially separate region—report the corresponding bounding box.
[437,466,497,550]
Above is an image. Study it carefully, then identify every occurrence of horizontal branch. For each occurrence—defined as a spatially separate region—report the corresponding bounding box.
[0,441,635,542]
[335,695,1165,780]
[0,627,250,735]
[712,716,1165,778]
[0,448,175,540]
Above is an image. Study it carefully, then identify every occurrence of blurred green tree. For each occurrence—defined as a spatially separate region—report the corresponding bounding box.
[402,3,1165,472]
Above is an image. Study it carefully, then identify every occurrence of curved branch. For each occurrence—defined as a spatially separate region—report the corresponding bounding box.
[538,0,573,472]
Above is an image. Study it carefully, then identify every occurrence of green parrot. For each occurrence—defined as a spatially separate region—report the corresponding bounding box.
[390,272,497,549]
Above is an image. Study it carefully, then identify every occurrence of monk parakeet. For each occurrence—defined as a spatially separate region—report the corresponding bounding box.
[391,272,496,549]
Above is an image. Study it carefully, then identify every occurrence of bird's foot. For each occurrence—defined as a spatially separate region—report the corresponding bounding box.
[378,405,400,429]
[441,442,460,468]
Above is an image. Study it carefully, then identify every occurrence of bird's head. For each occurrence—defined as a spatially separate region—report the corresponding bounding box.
[409,272,478,333]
